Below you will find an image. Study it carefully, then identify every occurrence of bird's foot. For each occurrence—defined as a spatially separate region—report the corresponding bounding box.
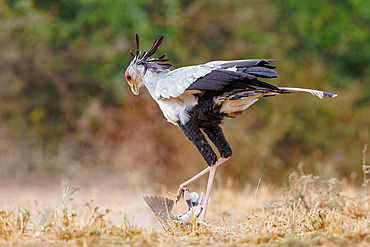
[175,166,211,203]
[176,185,188,203]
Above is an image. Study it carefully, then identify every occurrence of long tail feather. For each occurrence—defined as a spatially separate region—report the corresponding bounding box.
[278,87,337,99]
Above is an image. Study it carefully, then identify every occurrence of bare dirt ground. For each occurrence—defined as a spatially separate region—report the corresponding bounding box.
[0,178,273,231]
[1,172,369,246]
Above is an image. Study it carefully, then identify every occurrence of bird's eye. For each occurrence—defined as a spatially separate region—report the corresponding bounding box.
[125,72,132,83]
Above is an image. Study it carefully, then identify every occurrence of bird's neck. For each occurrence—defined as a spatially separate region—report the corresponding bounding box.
[142,69,168,99]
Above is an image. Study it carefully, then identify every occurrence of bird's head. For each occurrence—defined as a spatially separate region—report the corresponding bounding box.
[125,33,172,95]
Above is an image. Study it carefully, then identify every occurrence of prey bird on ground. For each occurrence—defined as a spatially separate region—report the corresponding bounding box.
[125,34,337,222]
[143,191,205,228]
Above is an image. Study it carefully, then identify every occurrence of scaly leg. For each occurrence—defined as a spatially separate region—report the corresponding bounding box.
[176,123,231,205]
[176,166,210,203]
[176,157,230,203]
[199,157,228,222]
[176,121,218,202]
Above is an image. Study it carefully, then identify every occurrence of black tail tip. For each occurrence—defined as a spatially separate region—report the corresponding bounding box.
[323,92,338,98]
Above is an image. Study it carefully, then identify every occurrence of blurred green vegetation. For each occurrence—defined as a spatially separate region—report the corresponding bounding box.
[0,0,369,185]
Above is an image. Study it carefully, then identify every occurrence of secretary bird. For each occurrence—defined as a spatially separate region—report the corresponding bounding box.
[124,34,337,222]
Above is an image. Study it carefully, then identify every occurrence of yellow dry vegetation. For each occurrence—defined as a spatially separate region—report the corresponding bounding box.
[1,172,369,246]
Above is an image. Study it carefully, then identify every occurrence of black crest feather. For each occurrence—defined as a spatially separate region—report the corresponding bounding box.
[130,33,172,71]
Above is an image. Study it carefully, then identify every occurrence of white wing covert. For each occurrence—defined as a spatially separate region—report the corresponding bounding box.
[154,65,214,100]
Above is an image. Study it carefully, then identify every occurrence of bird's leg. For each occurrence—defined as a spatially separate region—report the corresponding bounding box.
[197,126,231,221]
[202,125,232,160]
[176,121,218,202]
[176,166,210,202]
[199,157,228,222]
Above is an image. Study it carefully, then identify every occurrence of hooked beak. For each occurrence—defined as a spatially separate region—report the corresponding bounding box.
[130,81,139,95]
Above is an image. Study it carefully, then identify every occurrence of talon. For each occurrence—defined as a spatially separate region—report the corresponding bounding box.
[176,186,188,203]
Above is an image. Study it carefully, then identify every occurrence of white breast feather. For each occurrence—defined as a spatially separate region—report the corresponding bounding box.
[156,92,199,125]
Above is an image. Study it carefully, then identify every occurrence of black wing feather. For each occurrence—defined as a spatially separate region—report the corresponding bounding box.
[187,70,244,90]
[247,79,279,90]
[186,69,278,91]
[243,67,279,78]
[219,59,278,69]
[187,59,279,92]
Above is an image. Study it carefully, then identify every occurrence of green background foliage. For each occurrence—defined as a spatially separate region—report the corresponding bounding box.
[0,0,369,185]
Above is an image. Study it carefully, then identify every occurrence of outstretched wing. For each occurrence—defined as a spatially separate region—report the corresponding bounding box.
[154,59,279,100]
[143,195,175,226]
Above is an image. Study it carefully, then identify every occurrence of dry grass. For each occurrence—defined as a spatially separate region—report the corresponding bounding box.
[1,172,369,246]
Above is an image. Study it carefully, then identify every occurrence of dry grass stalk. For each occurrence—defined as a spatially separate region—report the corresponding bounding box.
[0,173,369,246]
[363,144,370,185]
